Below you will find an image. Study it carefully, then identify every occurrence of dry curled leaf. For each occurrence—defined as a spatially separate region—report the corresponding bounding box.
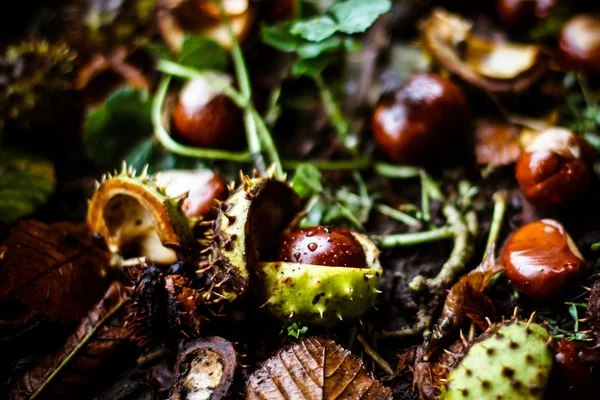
[9,281,130,400]
[245,336,391,400]
[425,245,502,360]
[0,221,108,338]
[474,119,521,167]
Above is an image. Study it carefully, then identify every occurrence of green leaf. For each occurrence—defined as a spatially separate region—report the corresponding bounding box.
[296,36,342,59]
[286,322,308,339]
[290,16,338,42]
[83,87,153,170]
[293,55,333,77]
[328,0,391,34]
[291,164,322,198]
[567,303,579,332]
[178,35,229,71]
[0,151,55,224]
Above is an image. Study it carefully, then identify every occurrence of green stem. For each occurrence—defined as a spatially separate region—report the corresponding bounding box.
[282,156,371,170]
[420,170,431,223]
[251,108,283,178]
[314,73,357,155]
[31,299,128,399]
[373,203,421,227]
[152,77,252,162]
[220,4,266,174]
[156,60,248,107]
[373,226,454,248]
[373,163,421,179]
[484,191,507,258]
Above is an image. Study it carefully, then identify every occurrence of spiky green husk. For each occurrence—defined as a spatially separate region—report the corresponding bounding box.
[440,321,553,400]
[0,40,76,127]
[210,176,301,302]
[87,162,192,264]
[64,0,156,53]
[256,232,382,325]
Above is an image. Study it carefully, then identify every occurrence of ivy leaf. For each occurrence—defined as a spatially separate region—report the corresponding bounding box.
[262,25,343,59]
[291,164,322,198]
[245,336,391,399]
[83,87,152,170]
[0,151,55,224]
[297,36,343,59]
[329,0,391,34]
[290,16,338,42]
[179,35,229,70]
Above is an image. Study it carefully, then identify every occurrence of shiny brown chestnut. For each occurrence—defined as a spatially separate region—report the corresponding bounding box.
[496,0,561,26]
[156,170,227,219]
[371,73,469,165]
[277,226,366,268]
[501,219,586,303]
[171,74,243,149]
[516,128,594,211]
[558,14,600,74]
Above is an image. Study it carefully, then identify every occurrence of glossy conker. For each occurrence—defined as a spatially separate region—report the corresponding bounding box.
[551,340,596,399]
[171,74,243,149]
[277,226,366,268]
[515,128,594,211]
[496,0,560,26]
[501,219,586,302]
[371,73,469,165]
[558,14,600,74]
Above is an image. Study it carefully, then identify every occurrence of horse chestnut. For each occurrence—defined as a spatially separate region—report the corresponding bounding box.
[558,14,600,74]
[156,170,227,219]
[515,128,594,211]
[497,0,560,26]
[171,74,243,149]
[277,226,366,268]
[371,73,469,165]
[501,219,586,302]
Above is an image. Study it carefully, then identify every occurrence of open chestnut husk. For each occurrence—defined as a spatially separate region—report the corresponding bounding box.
[371,73,469,166]
[515,128,594,211]
[170,336,238,400]
[501,219,587,303]
[422,9,549,93]
[170,74,244,149]
[207,175,383,325]
[558,14,600,74]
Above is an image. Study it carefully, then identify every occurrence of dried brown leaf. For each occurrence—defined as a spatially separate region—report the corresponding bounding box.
[0,221,108,337]
[425,245,502,359]
[9,281,130,400]
[245,336,391,400]
[474,119,521,167]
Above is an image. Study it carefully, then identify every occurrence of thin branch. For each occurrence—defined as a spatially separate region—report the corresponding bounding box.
[356,334,394,375]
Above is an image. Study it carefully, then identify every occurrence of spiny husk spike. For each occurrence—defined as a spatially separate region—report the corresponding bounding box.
[460,330,468,345]
[120,160,127,175]
[227,181,235,192]
[513,306,519,318]
[527,311,536,328]
[265,164,276,177]
[485,317,493,327]
[252,169,259,178]
[94,181,101,191]
[139,164,149,180]
[337,313,343,321]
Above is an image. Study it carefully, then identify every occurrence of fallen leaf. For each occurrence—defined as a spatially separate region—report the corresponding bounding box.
[0,221,108,338]
[425,245,502,360]
[9,281,130,400]
[474,119,521,167]
[245,336,391,399]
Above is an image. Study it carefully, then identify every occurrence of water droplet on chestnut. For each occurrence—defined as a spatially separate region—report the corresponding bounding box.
[501,219,587,303]
[277,226,366,268]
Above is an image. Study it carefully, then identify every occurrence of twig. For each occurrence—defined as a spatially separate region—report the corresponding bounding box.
[373,226,454,248]
[484,191,507,259]
[356,334,394,375]
[408,205,476,291]
[378,309,432,339]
